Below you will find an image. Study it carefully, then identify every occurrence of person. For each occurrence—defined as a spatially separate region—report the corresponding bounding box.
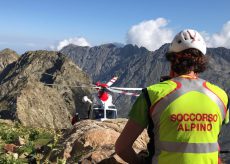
[115,29,229,164]
[71,113,79,125]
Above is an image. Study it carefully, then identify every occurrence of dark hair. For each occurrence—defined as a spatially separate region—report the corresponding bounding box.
[166,48,208,75]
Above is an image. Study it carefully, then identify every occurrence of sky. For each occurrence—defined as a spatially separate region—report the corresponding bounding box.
[0,0,230,54]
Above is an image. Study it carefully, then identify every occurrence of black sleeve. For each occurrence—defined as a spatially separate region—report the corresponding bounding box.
[142,88,155,161]
[142,88,151,109]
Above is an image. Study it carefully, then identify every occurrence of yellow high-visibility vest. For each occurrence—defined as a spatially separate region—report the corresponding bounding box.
[146,77,228,164]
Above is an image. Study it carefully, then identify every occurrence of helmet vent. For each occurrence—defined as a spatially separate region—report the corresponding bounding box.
[168,29,206,55]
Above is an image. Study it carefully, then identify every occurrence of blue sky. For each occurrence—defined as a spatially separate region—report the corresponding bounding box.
[0,0,230,54]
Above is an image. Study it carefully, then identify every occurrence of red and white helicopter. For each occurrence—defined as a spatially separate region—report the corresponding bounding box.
[43,73,142,122]
[82,76,142,121]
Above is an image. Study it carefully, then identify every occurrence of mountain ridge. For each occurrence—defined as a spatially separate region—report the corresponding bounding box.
[0,50,92,128]
[60,44,230,120]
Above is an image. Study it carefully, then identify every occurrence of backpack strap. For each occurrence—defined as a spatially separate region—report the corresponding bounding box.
[142,88,155,163]
[142,88,151,108]
[227,96,229,110]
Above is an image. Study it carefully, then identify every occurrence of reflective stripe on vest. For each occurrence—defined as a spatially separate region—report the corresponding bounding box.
[160,141,218,153]
[149,77,226,157]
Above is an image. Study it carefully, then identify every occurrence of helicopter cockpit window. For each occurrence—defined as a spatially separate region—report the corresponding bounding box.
[93,104,102,109]
[92,109,104,119]
[108,105,116,109]
[106,110,116,119]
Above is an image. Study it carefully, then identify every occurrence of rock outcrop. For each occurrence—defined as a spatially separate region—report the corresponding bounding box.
[49,119,148,163]
[0,48,19,73]
[0,50,92,129]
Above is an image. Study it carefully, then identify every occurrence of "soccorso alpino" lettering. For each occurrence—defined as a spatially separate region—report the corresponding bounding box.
[170,113,218,131]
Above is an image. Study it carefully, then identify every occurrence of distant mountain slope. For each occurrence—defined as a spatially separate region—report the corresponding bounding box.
[61,44,230,116]
[0,50,92,129]
[202,47,230,93]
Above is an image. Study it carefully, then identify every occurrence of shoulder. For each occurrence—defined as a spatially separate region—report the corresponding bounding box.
[204,81,228,106]
[147,80,178,92]
[146,80,178,104]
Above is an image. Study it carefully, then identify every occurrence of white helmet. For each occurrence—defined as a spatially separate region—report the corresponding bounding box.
[168,29,206,55]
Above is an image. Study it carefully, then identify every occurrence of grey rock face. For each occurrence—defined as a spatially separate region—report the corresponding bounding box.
[201,48,230,93]
[61,44,170,117]
[0,50,92,129]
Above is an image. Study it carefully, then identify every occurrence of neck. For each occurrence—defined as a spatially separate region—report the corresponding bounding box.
[170,71,198,79]
[181,72,198,79]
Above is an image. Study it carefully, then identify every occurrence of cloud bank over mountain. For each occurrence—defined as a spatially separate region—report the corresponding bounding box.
[126,18,174,51]
[51,37,91,51]
[126,18,230,51]
[204,21,230,48]
[50,18,230,52]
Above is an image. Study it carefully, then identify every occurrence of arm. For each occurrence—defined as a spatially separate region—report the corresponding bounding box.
[115,119,145,164]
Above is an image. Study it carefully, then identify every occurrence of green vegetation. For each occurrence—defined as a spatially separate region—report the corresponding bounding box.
[0,122,65,163]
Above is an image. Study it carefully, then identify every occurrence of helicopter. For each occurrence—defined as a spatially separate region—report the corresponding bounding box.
[80,76,142,121]
[42,73,142,122]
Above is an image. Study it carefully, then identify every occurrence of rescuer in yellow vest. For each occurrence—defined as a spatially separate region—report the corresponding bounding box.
[115,29,229,164]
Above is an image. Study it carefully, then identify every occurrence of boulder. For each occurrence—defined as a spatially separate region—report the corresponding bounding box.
[49,119,149,163]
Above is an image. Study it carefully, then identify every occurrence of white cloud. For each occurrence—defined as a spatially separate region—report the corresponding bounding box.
[204,21,230,48]
[55,37,91,51]
[126,18,174,51]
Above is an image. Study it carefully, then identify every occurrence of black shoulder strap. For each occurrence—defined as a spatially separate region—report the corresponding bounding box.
[142,88,151,109]
[142,88,155,163]
[227,95,229,109]
[226,96,229,123]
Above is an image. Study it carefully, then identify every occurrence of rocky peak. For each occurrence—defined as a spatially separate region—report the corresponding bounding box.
[0,48,19,73]
[0,50,92,129]
[100,43,118,49]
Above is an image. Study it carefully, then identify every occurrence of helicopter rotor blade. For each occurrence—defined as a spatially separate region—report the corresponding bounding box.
[106,76,118,87]
[110,87,143,91]
[42,74,142,93]
[44,83,99,89]
[107,87,140,97]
